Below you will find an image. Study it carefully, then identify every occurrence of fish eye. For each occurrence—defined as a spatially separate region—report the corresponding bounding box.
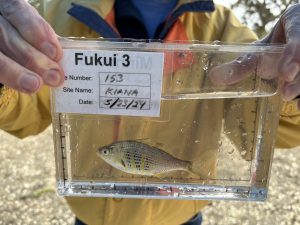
[102,149,109,155]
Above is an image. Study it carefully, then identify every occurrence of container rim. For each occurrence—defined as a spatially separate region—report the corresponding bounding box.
[58,37,285,53]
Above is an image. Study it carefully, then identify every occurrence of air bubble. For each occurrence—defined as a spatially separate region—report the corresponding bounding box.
[246,54,252,60]
[201,53,209,71]
[176,80,183,85]
[241,150,247,156]
[212,40,221,45]
[228,148,235,154]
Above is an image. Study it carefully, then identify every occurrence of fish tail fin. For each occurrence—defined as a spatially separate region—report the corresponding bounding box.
[188,161,208,179]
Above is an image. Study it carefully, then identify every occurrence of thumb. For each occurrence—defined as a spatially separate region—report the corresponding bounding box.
[209,53,258,86]
[209,46,281,87]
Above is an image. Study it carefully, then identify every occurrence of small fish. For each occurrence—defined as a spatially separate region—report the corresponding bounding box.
[97,140,198,176]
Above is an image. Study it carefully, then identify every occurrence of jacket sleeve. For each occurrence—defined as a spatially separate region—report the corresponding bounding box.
[214,4,258,43]
[0,86,52,139]
[276,100,300,148]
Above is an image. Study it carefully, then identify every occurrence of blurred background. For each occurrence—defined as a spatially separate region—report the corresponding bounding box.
[213,0,298,38]
[1,1,300,225]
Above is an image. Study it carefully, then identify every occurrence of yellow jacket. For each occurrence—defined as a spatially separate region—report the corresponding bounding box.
[0,1,300,225]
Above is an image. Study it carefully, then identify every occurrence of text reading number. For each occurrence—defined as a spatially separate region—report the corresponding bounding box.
[105,74,123,83]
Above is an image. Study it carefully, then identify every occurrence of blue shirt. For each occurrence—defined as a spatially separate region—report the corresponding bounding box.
[131,0,178,38]
[115,0,178,39]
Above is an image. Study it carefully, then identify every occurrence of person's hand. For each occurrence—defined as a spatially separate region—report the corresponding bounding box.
[209,3,300,108]
[0,0,64,93]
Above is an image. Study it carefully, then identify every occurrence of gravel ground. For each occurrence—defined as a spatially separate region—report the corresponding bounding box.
[0,127,299,225]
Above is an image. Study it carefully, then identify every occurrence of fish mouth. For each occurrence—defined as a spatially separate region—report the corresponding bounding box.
[96,152,102,158]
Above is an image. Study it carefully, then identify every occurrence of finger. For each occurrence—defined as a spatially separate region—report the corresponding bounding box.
[259,4,300,44]
[276,4,300,82]
[0,51,42,93]
[280,72,300,101]
[0,15,64,86]
[281,4,300,44]
[209,47,283,86]
[0,0,62,61]
[209,54,258,85]
[277,41,300,82]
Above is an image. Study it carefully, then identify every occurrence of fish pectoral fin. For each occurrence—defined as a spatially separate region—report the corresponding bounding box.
[188,161,211,179]
[120,159,126,168]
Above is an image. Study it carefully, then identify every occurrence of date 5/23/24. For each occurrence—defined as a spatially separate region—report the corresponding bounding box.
[102,97,149,110]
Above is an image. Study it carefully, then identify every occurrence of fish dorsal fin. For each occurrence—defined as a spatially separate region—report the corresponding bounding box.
[133,139,165,149]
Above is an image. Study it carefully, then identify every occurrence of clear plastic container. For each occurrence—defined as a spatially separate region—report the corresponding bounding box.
[51,38,284,201]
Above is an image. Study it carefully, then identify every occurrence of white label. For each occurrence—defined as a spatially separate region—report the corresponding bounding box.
[54,49,164,117]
